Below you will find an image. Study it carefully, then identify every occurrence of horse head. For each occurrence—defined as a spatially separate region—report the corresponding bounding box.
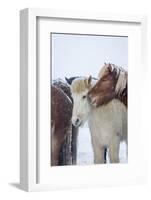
[70,76,92,127]
[87,63,127,107]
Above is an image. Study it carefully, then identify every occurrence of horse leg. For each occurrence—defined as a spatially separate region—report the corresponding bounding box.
[93,144,105,164]
[51,146,60,166]
[109,137,120,163]
[71,125,78,164]
[51,134,61,166]
[104,147,107,164]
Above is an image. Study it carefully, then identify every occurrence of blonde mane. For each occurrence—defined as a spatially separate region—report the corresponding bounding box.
[114,65,127,95]
[115,70,127,95]
[71,76,95,94]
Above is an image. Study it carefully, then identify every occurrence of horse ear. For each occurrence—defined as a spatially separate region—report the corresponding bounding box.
[87,75,92,85]
[65,77,69,83]
[84,75,92,87]
[108,63,112,72]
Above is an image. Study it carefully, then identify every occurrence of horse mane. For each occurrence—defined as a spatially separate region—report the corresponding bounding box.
[101,63,127,96]
[71,76,93,94]
[108,64,128,97]
[115,68,127,96]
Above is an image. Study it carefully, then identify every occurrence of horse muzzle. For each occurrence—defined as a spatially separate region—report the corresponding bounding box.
[72,117,82,127]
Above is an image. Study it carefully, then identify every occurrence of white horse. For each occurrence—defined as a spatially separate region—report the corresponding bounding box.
[71,76,127,164]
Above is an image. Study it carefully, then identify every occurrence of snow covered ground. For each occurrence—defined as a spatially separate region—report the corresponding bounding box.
[77,123,127,165]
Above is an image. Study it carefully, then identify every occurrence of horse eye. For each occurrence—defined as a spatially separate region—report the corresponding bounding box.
[82,95,86,99]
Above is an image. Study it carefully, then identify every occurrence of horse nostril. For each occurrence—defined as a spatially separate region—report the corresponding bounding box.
[75,118,80,124]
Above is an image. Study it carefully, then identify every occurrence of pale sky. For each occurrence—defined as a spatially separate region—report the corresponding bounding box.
[51,33,128,80]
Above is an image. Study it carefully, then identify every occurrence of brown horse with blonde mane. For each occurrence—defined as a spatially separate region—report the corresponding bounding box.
[88,63,127,107]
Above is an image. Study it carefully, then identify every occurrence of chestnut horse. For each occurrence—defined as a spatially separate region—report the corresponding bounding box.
[88,63,127,107]
[71,76,127,164]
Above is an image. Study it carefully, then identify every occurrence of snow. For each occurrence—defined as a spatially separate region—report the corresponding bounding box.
[77,123,127,165]
[77,123,94,165]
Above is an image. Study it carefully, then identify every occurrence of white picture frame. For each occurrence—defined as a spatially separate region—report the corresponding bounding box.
[20,8,147,191]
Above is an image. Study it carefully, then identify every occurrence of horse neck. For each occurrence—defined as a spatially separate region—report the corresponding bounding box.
[87,100,117,137]
[88,102,109,124]
[88,99,127,129]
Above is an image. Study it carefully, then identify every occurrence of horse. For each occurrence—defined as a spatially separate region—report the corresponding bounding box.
[65,76,109,163]
[87,63,127,107]
[51,84,73,166]
[66,76,108,163]
[70,76,127,164]
[52,79,79,165]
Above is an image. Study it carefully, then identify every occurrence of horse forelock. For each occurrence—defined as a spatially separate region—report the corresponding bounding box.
[98,64,107,78]
[98,63,118,80]
[71,78,91,94]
